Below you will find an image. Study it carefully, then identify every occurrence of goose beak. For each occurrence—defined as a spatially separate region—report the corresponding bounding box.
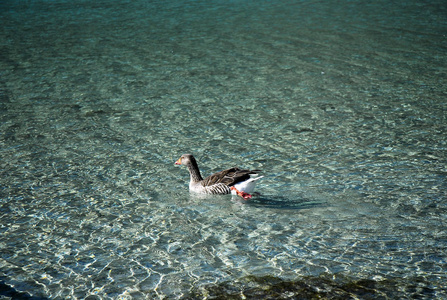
[175,158,182,165]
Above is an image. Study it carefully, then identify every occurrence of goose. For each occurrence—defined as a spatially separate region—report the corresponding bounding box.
[175,154,263,199]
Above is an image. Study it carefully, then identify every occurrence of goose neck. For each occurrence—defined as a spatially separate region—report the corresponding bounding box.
[187,161,203,183]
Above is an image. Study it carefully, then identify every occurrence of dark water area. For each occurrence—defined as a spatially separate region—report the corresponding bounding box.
[1,0,446,298]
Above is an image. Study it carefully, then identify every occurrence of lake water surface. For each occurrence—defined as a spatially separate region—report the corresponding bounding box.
[1,0,446,299]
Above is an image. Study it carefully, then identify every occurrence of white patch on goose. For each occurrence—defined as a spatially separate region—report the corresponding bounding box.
[231,175,264,194]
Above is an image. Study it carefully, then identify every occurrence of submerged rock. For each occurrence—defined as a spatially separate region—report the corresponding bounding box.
[186,273,437,299]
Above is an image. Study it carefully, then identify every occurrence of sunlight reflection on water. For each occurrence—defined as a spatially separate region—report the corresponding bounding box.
[1,0,446,298]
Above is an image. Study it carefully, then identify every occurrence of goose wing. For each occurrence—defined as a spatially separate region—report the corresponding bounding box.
[201,167,259,187]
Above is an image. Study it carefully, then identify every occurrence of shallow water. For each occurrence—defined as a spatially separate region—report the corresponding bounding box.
[1,0,446,299]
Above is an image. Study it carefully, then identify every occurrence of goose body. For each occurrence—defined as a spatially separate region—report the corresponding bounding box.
[175,154,263,199]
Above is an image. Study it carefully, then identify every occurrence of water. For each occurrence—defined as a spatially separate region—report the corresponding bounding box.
[1,0,446,298]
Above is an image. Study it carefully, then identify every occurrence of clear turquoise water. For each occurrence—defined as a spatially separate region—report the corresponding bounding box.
[1,0,446,298]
